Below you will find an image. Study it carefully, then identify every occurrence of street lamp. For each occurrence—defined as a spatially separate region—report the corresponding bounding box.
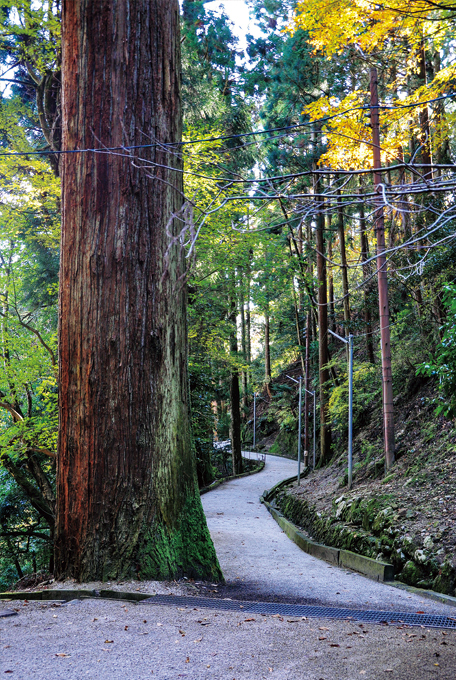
[328,329,354,490]
[286,375,317,482]
[253,392,257,451]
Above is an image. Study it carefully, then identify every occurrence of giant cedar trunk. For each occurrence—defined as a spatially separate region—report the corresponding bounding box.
[55,0,221,582]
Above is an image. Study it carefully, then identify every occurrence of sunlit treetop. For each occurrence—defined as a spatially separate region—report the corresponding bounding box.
[290,0,455,57]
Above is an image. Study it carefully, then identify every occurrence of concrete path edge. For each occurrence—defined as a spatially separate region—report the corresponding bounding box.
[260,481,456,609]
[200,460,265,495]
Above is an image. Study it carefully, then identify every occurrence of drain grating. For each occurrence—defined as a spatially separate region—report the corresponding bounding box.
[140,594,456,630]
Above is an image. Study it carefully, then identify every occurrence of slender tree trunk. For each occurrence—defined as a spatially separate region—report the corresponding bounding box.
[359,189,375,364]
[239,274,248,411]
[246,250,252,367]
[417,39,433,180]
[370,68,395,470]
[56,0,221,582]
[328,236,336,334]
[314,169,331,464]
[264,300,272,398]
[303,312,311,457]
[337,189,351,360]
[229,278,243,475]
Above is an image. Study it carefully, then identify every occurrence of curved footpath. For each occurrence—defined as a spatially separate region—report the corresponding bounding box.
[202,453,456,615]
[1,455,456,680]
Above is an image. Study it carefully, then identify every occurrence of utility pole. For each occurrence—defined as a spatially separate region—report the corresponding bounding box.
[370,67,395,470]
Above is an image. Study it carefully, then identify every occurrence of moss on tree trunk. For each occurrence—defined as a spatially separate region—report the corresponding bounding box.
[55,0,222,583]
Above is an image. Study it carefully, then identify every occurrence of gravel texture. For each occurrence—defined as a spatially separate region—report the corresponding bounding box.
[2,453,456,679]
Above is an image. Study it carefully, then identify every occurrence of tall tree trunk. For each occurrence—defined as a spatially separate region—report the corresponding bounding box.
[239,274,249,411]
[328,236,336,334]
[314,172,331,464]
[417,39,433,180]
[229,278,243,475]
[337,188,351,362]
[359,189,375,364]
[246,249,252,367]
[56,0,221,582]
[370,68,395,470]
[264,300,272,399]
[303,312,311,458]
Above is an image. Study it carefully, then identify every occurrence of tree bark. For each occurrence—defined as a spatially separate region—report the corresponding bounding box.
[264,301,272,398]
[239,273,249,411]
[314,173,332,465]
[337,189,351,342]
[56,0,221,582]
[359,189,375,364]
[370,68,395,470]
[229,278,243,475]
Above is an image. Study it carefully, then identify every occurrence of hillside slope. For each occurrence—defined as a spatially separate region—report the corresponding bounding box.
[250,369,456,595]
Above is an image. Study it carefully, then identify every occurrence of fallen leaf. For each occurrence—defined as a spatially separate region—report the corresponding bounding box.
[157,623,163,627]
[104,640,114,644]
[244,618,255,622]
[185,657,190,663]
[55,653,70,657]
[179,630,186,636]
[330,644,340,648]
[318,637,327,641]
[143,620,147,623]
[4,671,13,674]
[287,619,300,623]
[319,627,329,631]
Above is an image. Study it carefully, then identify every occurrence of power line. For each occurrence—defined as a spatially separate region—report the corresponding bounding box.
[0,92,455,160]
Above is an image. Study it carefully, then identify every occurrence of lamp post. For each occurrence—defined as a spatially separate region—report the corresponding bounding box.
[328,329,354,489]
[286,375,303,483]
[253,392,257,451]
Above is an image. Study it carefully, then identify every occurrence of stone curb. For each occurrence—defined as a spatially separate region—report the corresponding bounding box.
[0,589,152,602]
[260,491,394,583]
[388,580,456,609]
[200,460,265,495]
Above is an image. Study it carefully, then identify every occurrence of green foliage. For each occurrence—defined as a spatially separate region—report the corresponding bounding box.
[0,470,52,591]
[418,284,456,417]
[328,360,379,439]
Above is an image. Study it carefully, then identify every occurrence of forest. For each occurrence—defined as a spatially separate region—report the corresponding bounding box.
[0,0,456,591]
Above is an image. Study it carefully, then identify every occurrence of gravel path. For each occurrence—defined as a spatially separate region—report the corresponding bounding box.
[2,453,456,679]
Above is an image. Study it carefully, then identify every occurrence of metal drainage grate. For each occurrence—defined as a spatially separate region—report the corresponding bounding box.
[140,594,456,630]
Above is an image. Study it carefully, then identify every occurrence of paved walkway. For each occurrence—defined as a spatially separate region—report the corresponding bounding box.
[202,453,456,616]
[2,453,456,679]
